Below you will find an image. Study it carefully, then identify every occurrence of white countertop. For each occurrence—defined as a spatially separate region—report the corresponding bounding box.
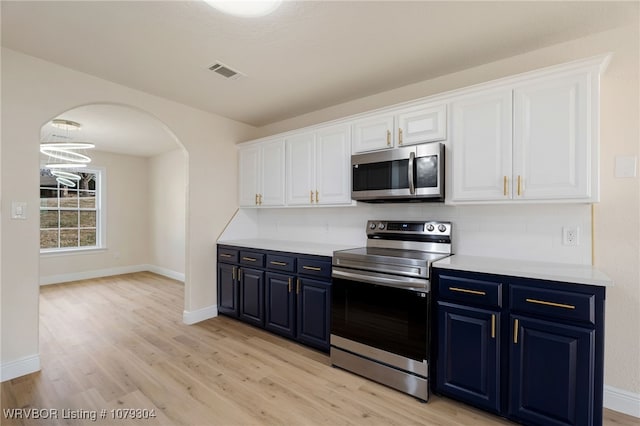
[433,255,613,287]
[217,238,359,257]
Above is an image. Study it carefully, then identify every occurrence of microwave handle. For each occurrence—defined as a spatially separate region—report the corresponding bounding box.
[408,151,415,195]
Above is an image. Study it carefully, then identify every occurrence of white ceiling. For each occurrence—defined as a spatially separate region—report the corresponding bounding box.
[2,1,638,156]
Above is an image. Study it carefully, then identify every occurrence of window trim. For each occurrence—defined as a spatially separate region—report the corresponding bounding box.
[39,166,107,254]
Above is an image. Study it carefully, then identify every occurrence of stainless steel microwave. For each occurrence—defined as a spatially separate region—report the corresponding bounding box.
[351,143,445,202]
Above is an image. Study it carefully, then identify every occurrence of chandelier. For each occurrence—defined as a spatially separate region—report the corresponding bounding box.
[40,119,95,187]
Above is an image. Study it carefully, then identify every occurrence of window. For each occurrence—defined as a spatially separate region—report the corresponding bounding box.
[40,168,104,252]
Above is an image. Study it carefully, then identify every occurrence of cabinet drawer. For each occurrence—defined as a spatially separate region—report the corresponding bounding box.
[266,254,296,272]
[297,257,332,279]
[510,285,595,325]
[439,274,502,308]
[218,247,239,263]
[239,251,265,267]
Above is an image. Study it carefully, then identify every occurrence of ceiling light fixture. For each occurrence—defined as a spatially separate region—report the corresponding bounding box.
[204,0,282,17]
[41,119,94,186]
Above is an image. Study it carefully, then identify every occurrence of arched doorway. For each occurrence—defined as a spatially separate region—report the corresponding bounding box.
[38,102,187,289]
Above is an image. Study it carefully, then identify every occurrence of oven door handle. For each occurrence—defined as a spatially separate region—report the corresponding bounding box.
[332,267,429,293]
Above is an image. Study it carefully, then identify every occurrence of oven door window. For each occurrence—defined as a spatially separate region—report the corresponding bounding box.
[331,278,428,362]
[352,159,409,192]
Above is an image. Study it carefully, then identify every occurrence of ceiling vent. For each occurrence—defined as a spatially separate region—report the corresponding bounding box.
[208,62,245,80]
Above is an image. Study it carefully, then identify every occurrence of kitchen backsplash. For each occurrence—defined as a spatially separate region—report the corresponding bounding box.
[221,203,592,265]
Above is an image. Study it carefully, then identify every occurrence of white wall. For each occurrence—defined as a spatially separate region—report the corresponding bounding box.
[149,149,186,280]
[252,25,640,408]
[0,47,256,380]
[39,150,151,284]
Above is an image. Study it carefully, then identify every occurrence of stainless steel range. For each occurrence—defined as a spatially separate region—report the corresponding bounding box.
[331,220,452,401]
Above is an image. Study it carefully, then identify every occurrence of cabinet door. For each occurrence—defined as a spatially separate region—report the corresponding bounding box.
[217,263,238,317]
[513,72,593,200]
[509,315,594,426]
[352,114,395,153]
[285,132,316,205]
[239,267,265,327]
[315,124,351,205]
[396,104,446,147]
[296,277,331,351]
[260,139,285,206]
[436,302,501,413]
[450,89,513,201]
[238,145,262,207]
[265,272,296,338]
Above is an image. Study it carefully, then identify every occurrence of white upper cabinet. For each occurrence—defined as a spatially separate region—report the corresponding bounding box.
[285,132,316,205]
[396,104,447,147]
[238,139,285,207]
[450,64,601,203]
[352,103,447,153]
[315,124,351,205]
[450,89,513,201]
[513,72,593,200]
[286,124,351,206]
[352,115,395,153]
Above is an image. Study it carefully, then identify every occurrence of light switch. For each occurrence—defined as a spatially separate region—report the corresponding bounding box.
[11,201,27,220]
[615,156,638,178]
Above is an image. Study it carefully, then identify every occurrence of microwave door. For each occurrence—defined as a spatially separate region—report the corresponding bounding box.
[351,148,414,200]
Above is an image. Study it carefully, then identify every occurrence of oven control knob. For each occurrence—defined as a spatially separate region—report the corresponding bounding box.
[426,224,435,232]
[378,223,385,230]
[369,222,377,230]
[438,224,447,232]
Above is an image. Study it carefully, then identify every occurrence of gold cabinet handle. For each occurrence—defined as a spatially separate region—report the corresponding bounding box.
[242,256,257,262]
[315,190,319,203]
[258,194,263,205]
[288,277,292,293]
[449,286,486,296]
[525,298,576,310]
[310,190,314,204]
[517,175,522,196]
[491,314,496,339]
[232,266,236,281]
[386,130,391,146]
[255,194,259,205]
[302,265,321,271]
[503,176,508,197]
[513,319,519,344]
[220,253,232,258]
[270,261,287,266]
[398,128,403,145]
[296,278,300,294]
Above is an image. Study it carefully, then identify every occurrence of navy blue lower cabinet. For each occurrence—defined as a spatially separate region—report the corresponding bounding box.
[296,277,331,351]
[239,267,265,327]
[265,272,296,338]
[436,302,501,413]
[509,315,595,426]
[217,263,239,317]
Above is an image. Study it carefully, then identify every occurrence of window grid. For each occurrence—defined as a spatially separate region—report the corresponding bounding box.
[40,170,101,251]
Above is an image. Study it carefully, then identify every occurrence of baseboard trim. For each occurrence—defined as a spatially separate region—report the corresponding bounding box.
[183,304,218,325]
[40,264,185,285]
[146,265,185,282]
[604,385,640,418]
[1,354,41,382]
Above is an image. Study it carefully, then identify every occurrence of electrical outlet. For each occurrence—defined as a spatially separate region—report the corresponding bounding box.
[562,226,579,246]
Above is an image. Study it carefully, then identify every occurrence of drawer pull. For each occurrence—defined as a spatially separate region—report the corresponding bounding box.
[449,287,486,296]
[270,261,288,266]
[242,257,257,262]
[302,265,322,272]
[525,298,575,310]
[491,314,496,339]
[220,253,233,258]
[513,319,519,344]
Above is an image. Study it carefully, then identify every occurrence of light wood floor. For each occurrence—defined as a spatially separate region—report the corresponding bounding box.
[1,272,637,426]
